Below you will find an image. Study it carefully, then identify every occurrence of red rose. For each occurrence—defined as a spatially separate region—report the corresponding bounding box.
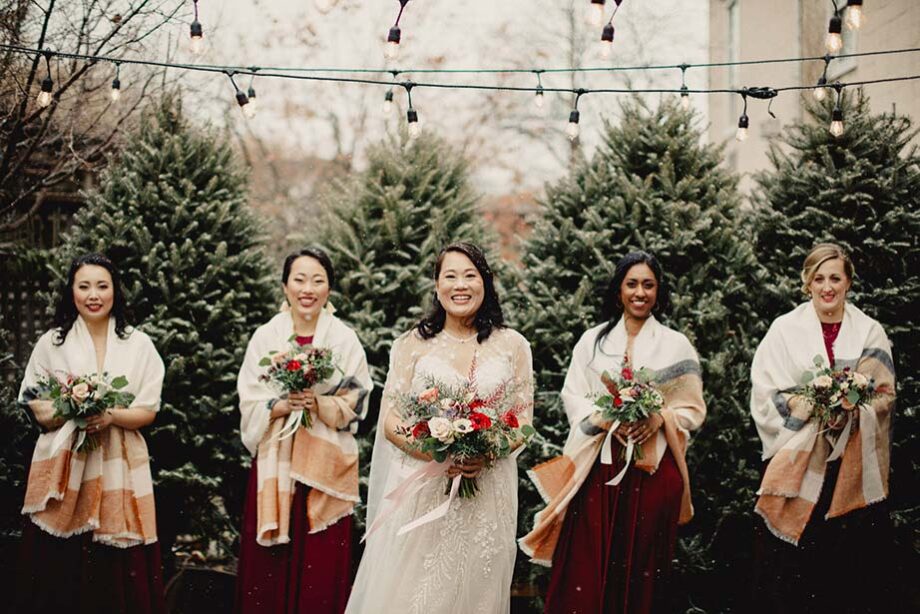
[469,412,492,431]
[500,411,519,428]
[411,421,430,439]
[287,360,302,371]
[621,367,634,381]
[614,396,624,408]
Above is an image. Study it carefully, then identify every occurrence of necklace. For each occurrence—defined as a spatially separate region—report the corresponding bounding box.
[442,329,478,344]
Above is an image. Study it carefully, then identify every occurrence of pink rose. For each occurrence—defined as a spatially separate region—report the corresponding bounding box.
[418,387,439,403]
[71,382,91,403]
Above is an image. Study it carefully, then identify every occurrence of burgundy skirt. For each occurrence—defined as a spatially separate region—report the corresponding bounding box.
[751,459,895,614]
[544,446,683,614]
[14,519,166,614]
[233,459,353,614]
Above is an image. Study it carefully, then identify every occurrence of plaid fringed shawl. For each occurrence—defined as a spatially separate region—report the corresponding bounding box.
[520,316,706,566]
[18,317,165,548]
[237,307,371,545]
[751,302,895,545]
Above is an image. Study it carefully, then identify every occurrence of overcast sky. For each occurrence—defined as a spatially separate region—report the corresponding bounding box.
[181,0,709,195]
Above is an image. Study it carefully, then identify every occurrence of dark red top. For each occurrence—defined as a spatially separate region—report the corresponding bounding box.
[822,322,842,367]
[294,335,314,347]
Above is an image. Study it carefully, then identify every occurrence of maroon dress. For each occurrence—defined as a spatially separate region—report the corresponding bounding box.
[14,489,166,614]
[751,320,895,613]
[543,441,684,614]
[233,335,354,614]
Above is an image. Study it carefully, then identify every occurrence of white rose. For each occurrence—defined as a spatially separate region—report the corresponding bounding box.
[294,353,309,362]
[453,418,473,434]
[852,372,869,388]
[71,382,91,403]
[428,417,455,443]
[440,398,454,411]
[813,375,833,389]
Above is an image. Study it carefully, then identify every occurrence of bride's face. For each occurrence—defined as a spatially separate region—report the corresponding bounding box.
[435,252,485,322]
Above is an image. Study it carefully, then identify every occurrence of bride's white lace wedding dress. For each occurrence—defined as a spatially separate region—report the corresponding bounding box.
[346,327,533,614]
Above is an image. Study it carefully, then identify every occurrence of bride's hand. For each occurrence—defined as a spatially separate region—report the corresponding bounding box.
[448,456,487,478]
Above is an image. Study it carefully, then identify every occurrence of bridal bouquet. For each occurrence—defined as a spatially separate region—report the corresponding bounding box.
[259,337,338,428]
[396,370,535,498]
[37,371,134,452]
[593,364,664,460]
[799,355,875,431]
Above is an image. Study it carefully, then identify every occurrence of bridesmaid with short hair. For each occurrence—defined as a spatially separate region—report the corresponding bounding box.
[235,247,372,614]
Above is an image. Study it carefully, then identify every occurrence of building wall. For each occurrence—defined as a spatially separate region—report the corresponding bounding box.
[708,0,920,192]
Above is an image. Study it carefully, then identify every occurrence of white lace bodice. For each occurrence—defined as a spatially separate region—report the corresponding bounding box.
[347,327,534,614]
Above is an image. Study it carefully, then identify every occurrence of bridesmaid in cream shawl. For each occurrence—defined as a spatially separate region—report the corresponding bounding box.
[750,243,896,613]
[234,247,371,614]
[15,253,167,614]
[521,251,706,614]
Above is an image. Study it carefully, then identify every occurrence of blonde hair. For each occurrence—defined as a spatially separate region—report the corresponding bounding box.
[800,243,855,295]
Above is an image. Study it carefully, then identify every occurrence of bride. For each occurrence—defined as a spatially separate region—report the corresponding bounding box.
[346,242,533,614]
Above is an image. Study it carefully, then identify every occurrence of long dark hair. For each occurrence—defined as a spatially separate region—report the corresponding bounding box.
[52,253,131,345]
[417,242,504,343]
[594,251,670,351]
[282,247,336,287]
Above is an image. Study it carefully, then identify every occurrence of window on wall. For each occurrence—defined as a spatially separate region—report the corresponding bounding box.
[828,4,858,80]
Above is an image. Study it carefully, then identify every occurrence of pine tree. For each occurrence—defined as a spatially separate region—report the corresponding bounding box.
[52,96,276,566]
[0,311,35,536]
[753,90,920,570]
[312,131,491,524]
[510,97,765,609]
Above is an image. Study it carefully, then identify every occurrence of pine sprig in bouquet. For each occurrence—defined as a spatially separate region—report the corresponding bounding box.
[37,371,135,452]
[395,363,535,498]
[799,355,875,431]
[259,336,338,428]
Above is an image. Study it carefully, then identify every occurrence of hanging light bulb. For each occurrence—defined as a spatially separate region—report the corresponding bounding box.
[845,0,864,30]
[735,113,749,142]
[110,77,121,103]
[533,86,545,111]
[599,23,615,59]
[246,85,258,117]
[829,98,844,137]
[385,26,401,60]
[566,109,580,141]
[825,14,843,54]
[813,75,828,101]
[680,85,690,110]
[190,24,204,54]
[37,76,53,107]
[236,90,255,119]
[382,89,395,116]
[407,108,420,138]
[588,0,606,27]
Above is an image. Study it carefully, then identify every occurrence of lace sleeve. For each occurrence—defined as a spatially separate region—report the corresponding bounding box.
[510,332,535,425]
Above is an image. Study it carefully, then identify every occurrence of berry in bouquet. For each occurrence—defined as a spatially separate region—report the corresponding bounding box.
[395,368,536,499]
[37,371,135,452]
[592,362,665,461]
[798,355,875,432]
[259,336,338,428]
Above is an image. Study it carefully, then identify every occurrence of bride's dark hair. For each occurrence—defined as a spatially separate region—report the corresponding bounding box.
[417,242,504,343]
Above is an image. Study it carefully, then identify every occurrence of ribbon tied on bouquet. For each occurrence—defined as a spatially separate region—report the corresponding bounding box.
[48,418,87,456]
[599,419,634,486]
